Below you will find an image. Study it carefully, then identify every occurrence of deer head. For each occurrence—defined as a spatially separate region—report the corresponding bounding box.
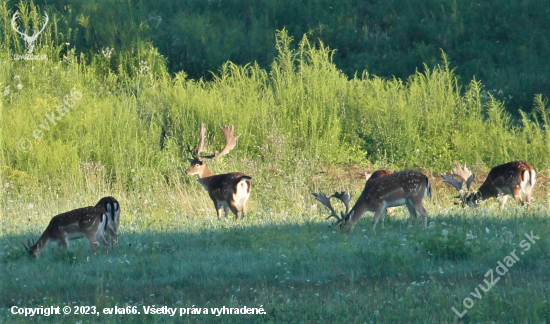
[441,162,476,205]
[312,192,352,228]
[186,123,241,177]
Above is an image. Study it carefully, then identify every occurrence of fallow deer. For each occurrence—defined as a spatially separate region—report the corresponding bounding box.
[94,196,120,248]
[365,169,394,216]
[23,203,116,258]
[186,123,252,219]
[442,161,536,208]
[313,170,431,232]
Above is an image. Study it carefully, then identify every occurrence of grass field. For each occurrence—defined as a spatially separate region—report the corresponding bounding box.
[2,168,550,323]
[2,8,550,322]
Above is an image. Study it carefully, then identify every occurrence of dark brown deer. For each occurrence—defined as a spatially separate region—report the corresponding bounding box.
[313,170,431,232]
[186,123,251,219]
[442,161,536,208]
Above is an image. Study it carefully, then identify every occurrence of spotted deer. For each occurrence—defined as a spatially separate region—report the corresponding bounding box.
[186,123,252,219]
[23,197,119,258]
[313,170,431,232]
[442,161,536,208]
[365,169,394,216]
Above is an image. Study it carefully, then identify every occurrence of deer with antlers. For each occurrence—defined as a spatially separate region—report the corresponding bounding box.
[441,161,536,208]
[23,197,120,258]
[313,170,431,232]
[186,123,252,219]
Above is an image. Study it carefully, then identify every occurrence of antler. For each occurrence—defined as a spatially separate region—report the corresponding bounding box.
[312,192,351,227]
[441,162,476,204]
[22,239,34,252]
[452,162,475,191]
[189,123,207,158]
[210,125,241,158]
[193,124,241,159]
[331,191,351,216]
[441,174,463,193]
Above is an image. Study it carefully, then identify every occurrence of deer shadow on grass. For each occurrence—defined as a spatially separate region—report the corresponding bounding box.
[1,212,548,318]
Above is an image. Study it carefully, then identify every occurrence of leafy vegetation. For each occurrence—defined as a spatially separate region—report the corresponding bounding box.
[1,2,550,323]
[4,0,549,113]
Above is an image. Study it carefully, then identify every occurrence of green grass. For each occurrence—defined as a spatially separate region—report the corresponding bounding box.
[2,6,550,323]
[2,191,550,323]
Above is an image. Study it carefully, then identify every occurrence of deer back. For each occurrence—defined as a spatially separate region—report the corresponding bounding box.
[27,206,108,257]
[45,207,107,237]
[358,170,431,207]
[477,161,536,199]
[206,172,252,201]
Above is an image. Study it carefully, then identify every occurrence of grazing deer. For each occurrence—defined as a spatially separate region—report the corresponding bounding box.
[94,196,120,248]
[23,205,115,258]
[313,170,431,232]
[186,123,252,219]
[442,161,536,208]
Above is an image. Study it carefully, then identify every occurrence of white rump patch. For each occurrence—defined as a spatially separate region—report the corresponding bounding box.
[233,179,251,208]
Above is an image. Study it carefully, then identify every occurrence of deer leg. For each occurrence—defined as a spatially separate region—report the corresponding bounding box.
[500,195,510,209]
[85,233,99,254]
[229,202,240,220]
[97,232,109,253]
[59,236,69,249]
[415,204,428,228]
[511,188,524,207]
[214,200,226,218]
[371,206,385,232]
[242,198,249,216]
[379,208,388,228]
[405,202,418,228]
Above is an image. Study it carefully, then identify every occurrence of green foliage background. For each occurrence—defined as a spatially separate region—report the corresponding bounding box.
[6,0,550,114]
[1,2,550,196]
[1,4,550,323]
